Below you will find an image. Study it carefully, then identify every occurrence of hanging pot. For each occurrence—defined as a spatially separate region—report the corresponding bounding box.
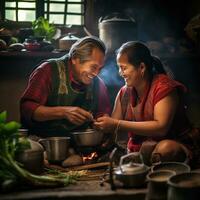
[99,12,137,54]
[113,152,149,188]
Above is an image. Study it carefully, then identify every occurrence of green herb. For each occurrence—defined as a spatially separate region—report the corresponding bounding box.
[32,17,56,41]
[0,111,79,191]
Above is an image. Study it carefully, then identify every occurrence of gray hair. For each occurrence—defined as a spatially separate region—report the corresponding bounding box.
[69,36,106,63]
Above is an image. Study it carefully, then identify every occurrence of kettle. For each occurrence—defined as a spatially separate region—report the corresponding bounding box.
[111,152,149,188]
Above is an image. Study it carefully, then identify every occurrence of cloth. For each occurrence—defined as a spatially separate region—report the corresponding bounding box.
[20,55,111,137]
[119,74,191,152]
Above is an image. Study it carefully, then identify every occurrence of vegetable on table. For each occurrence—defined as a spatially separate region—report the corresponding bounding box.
[0,111,81,191]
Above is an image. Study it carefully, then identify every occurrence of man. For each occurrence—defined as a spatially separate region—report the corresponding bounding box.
[20,36,111,138]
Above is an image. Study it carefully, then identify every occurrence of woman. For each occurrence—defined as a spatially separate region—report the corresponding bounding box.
[94,41,200,166]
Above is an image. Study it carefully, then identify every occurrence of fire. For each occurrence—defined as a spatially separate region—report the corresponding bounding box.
[83,152,98,163]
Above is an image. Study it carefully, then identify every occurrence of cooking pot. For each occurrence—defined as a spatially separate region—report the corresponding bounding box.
[167,172,200,200]
[72,128,104,147]
[59,33,79,50]
[114,152,149,188]
[39,137,70,163]
[99,12,137,54]
[151,162,190,174]
[16,129,44,174]
[146,170,176,200]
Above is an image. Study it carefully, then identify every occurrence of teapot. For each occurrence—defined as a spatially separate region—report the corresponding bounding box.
[111,151,149,188]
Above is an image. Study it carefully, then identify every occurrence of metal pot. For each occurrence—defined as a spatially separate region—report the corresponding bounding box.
[59,33,79,50]
[114,152,149,188]
[146,170,176,200]
[16,129,44,174]
[72,128,104,147]
[167,172,200,200]
[151,162,190,174]
[99,12,137,54]
[39,137,70,163]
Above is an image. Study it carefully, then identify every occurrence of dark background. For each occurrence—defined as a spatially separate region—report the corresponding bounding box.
[0,0,200,125]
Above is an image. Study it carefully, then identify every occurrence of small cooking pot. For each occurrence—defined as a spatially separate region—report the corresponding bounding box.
[16,129,44,174]
[146,170,176,200]
[151,162,190,174]
[114,152,149,188]
[39,137,70,163]
[167,172,200,200]
[59,33,79,50]
[72,128,104,147]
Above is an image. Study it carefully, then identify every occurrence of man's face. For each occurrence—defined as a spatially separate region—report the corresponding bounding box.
[72,48,105,85]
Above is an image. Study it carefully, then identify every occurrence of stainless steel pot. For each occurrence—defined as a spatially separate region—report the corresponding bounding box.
[114,152,149,188]
[146,170,176,200]
[72,128,104,147]
[99,12,137,54]
[39,137,70,163]
[59,33,79,50]
[16,129,44,174]
[167,172,200,200]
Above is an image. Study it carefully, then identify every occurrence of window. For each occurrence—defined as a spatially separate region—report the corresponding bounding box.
[3,0,85,25]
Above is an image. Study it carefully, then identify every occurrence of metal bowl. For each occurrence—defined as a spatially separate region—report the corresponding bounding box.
[72,129,104,147]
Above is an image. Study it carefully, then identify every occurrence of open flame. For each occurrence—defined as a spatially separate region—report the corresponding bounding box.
[83,152,98,163]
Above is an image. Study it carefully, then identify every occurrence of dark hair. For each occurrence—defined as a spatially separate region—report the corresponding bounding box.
[116,41,166,75]
[69,36,106,63]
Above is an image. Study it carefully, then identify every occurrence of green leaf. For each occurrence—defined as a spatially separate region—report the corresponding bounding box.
[4,121,21,134]
[0,111,7,123]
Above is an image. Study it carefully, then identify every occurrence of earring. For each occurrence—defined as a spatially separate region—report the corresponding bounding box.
[141,71,144,78]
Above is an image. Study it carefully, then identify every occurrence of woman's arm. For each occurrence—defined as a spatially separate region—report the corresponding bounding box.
[119,90,179,137]
[94,90,179,137]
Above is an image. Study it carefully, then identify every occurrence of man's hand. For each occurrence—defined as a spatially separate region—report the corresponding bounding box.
[63,106,93,125]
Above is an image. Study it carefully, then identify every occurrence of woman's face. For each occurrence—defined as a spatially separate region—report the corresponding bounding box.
[117,53,142,87]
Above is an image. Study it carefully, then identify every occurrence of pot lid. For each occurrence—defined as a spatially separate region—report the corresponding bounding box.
[99,12,136,23]
[60,33,79,41]
[120,163,146,174]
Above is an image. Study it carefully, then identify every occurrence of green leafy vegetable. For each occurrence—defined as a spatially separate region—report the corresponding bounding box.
[0,111,80,192]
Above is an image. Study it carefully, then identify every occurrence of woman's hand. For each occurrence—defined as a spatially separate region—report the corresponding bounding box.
[93,116,118,133]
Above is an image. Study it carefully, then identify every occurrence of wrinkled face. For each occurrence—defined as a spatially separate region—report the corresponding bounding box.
[72,48,105,85]
[117,53,142,87]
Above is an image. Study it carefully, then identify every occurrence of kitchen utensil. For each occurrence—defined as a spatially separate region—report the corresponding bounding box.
[113,152,149,188]
[167,172,200,200]
[39,137,70,163]
[16,129,44,174]
[151,162,190,174]
[99,12,137,54]
[72,128,104,147]
[146,170,176,200]
[59,33,79,50]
